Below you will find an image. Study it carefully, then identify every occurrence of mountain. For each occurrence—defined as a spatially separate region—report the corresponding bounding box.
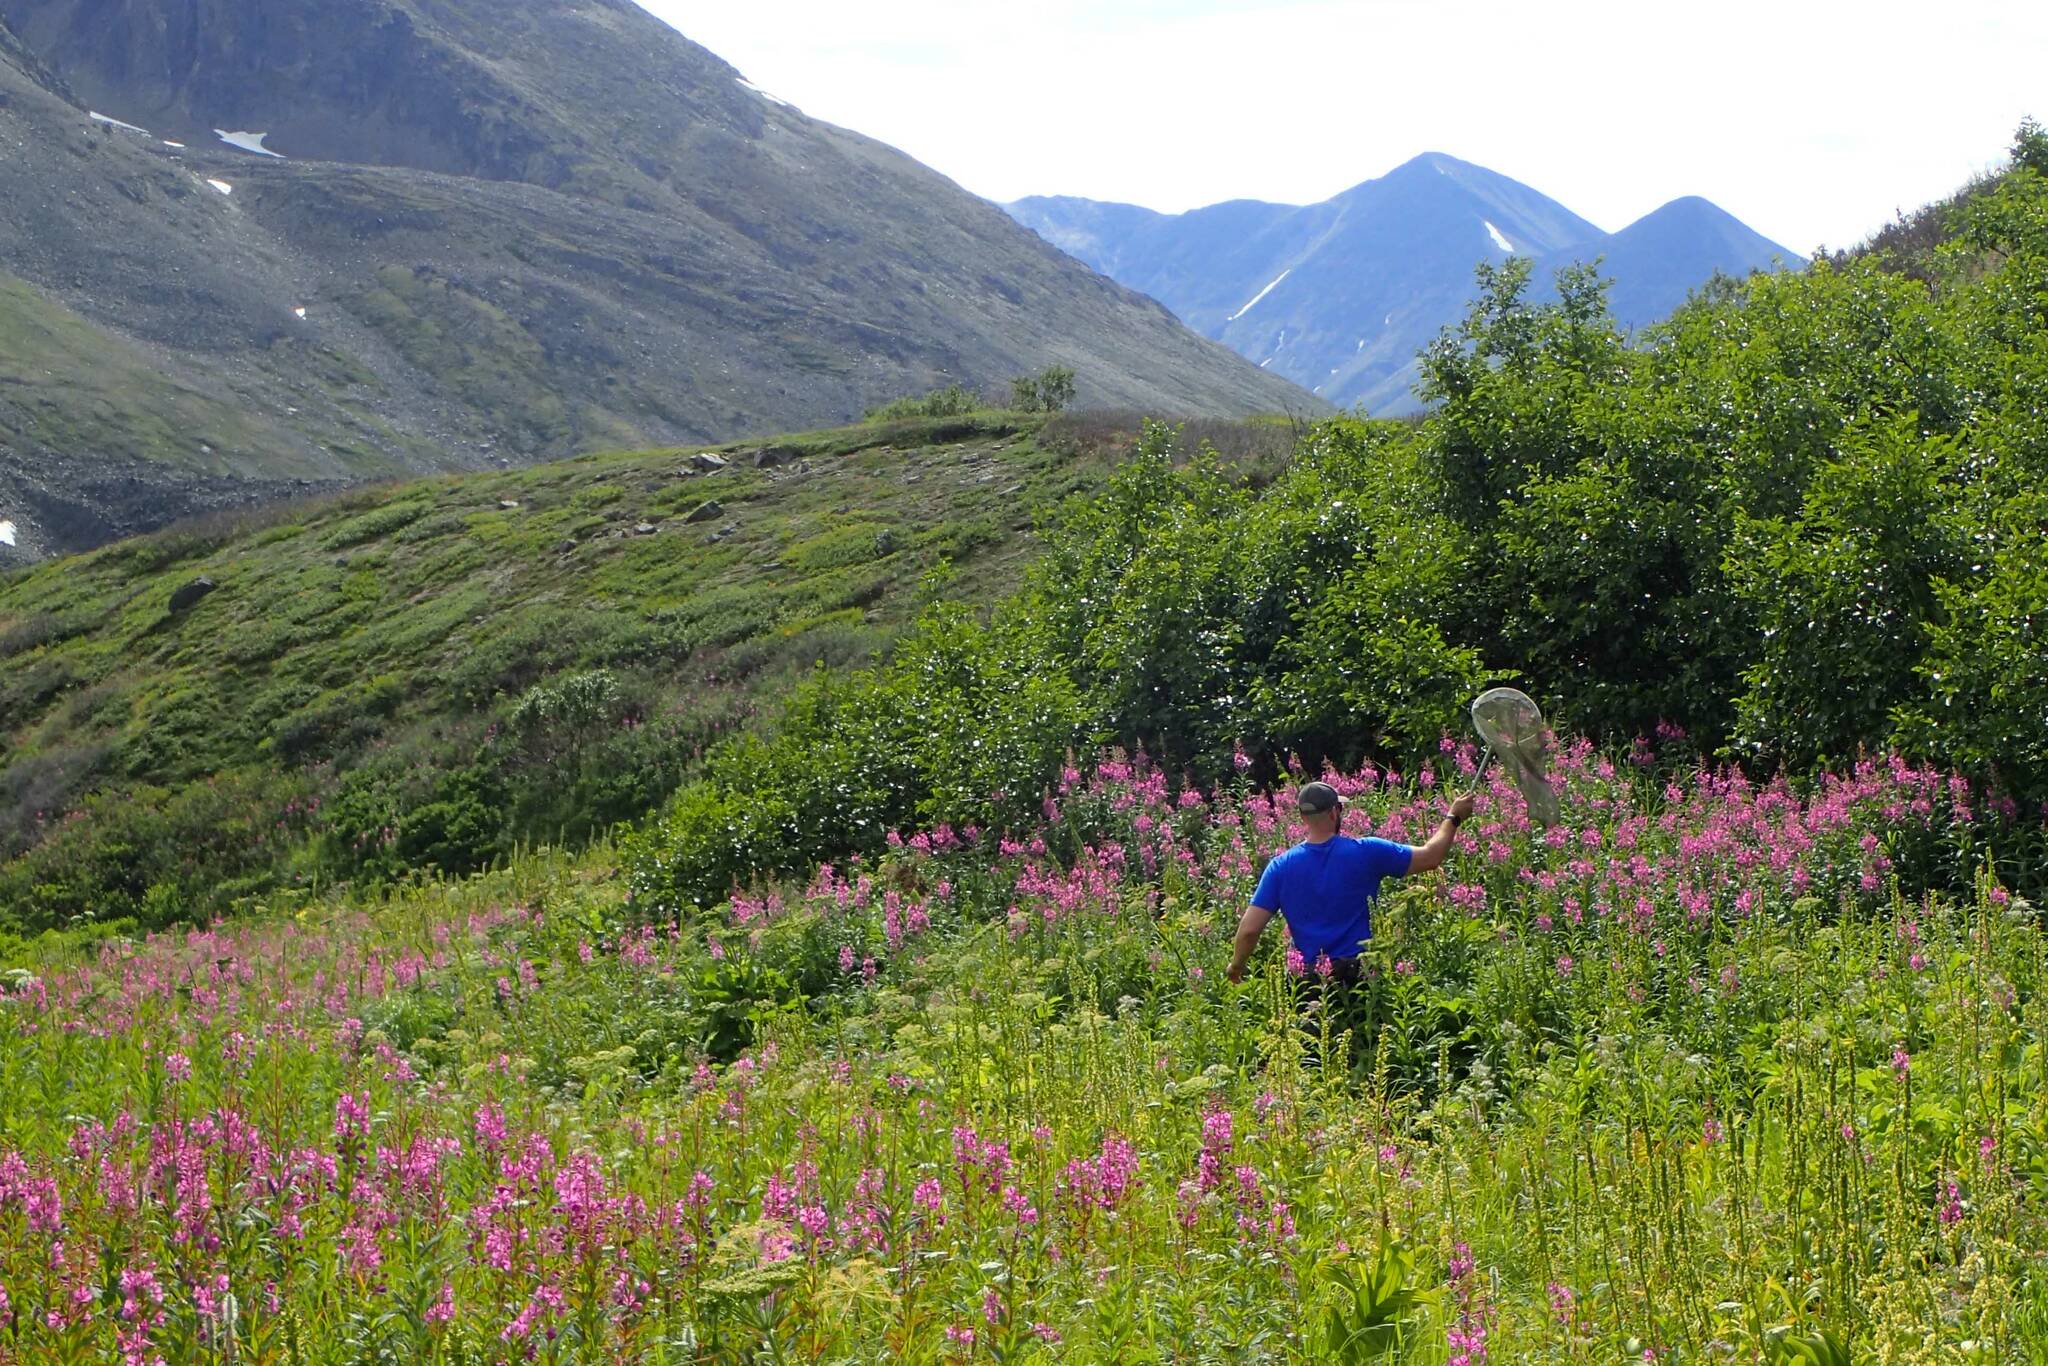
[0,0,1316,561]
[1007,153,1801,415]
[1565,195,1797,328]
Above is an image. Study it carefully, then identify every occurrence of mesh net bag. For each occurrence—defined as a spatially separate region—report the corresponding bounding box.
[1471,686,1560,828]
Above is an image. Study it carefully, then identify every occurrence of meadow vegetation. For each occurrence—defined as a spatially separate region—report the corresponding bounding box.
[2,745,2043,1361]
[1,119,2047,1366]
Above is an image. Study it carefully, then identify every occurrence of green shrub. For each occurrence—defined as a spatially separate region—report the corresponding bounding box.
[0,611,92,660]
[863,384,986,422]
[1010,365,1076,414]
[0,769,315,935]
[320,500,431,550]
[268,676,407,764]
[788,523,899,573]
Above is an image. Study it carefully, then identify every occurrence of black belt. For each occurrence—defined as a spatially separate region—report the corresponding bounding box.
[1322,956,1363,984]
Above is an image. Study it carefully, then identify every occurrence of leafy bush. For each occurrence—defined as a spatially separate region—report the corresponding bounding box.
[862,383,986,421]
[320,500,431,550]
[0,768,314,934]
[1011,365,1077,413]
[0,611,92,660]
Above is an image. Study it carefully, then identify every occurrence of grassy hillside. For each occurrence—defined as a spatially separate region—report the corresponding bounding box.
[0,275,311,476]
[0,411,1303,932]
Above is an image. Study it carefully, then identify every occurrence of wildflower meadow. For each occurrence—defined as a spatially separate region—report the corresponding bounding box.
[2,737,2045,1363]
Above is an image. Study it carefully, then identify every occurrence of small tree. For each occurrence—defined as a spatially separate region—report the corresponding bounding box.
[1036,365,1076,413]
[2013,116,2048,176]
[1011,366,1077,413]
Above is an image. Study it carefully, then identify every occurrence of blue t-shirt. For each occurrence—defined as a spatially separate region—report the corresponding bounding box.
[1251,836,1413,961]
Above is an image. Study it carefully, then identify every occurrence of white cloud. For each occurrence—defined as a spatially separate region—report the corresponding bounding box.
[640,0,2045,250]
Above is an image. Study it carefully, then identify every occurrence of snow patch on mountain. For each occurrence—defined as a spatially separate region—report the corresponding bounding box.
[735,78,792,109]
[0,521,16,547]
[90,110,149,135]
[1226,269,1290,322]
[207,179,233,195]
[215,130,283,157]
[1484,220,1515,253]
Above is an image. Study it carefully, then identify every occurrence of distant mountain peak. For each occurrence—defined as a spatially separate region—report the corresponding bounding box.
[1006,156,1800,415]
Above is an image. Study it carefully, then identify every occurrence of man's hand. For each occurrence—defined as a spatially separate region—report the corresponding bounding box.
[1227,905,1273,984]
[1450,792,1475,823]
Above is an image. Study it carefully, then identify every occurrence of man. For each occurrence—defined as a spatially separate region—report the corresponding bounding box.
[1225,781,1474,984]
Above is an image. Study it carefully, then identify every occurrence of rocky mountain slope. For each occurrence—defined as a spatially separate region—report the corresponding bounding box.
[0,0,1315,559]
[1009,153,1800,414]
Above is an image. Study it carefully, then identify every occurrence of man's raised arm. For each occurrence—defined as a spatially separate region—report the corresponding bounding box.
[1405,792,1476,874]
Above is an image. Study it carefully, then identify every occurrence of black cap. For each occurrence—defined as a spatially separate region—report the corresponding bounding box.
[1297,781,1345,814]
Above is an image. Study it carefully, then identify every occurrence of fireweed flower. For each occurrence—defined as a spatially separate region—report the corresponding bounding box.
[1445,1242,1492,1366]
[0,747,2027,1355]
[334,1092,371,1144]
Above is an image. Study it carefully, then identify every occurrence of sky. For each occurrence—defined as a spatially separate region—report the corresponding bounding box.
[639,0,2045,252]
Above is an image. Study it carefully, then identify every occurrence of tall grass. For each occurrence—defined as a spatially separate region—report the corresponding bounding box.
[0,742,2042,1361]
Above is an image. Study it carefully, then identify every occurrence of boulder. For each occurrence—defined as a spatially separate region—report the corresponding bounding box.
[682,500,725,525]
[167,577,217,613]
[691,453,729,473]
[633,522,659,536]
[750,444,799,469]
